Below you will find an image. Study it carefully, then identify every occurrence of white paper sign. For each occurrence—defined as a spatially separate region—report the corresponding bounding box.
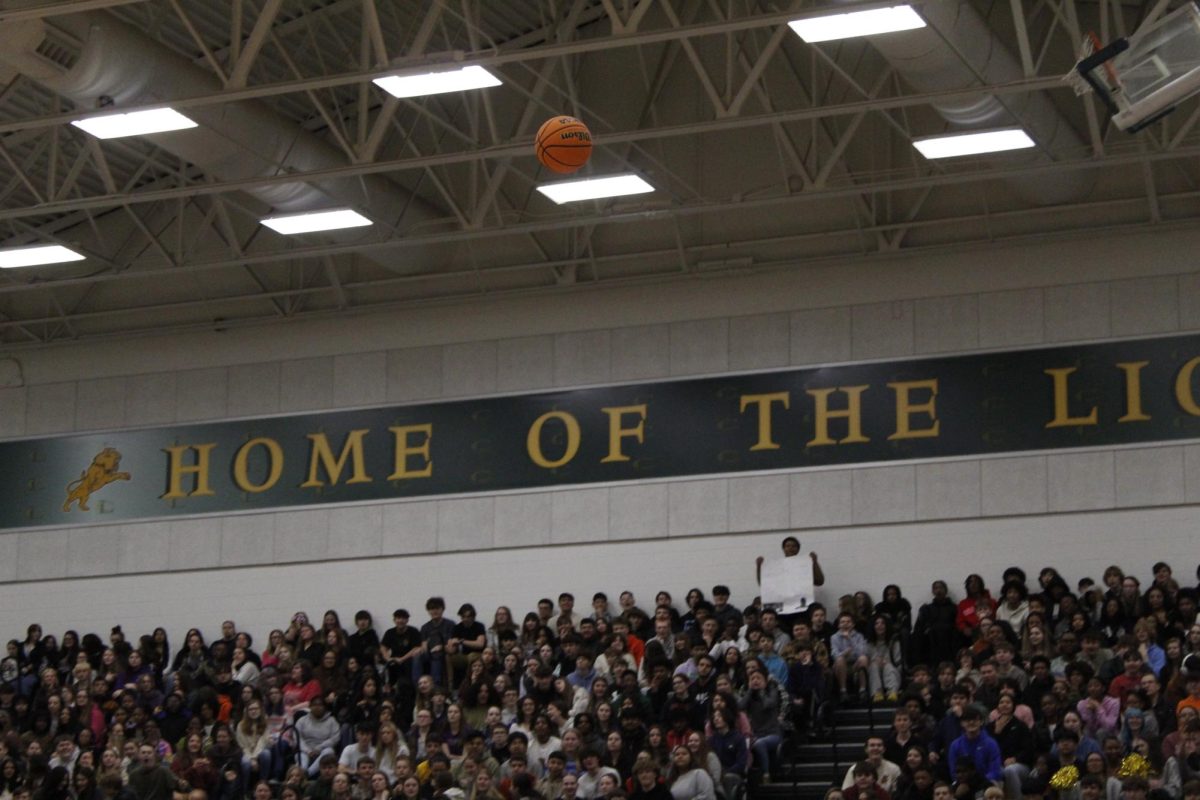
[760,556,815,614]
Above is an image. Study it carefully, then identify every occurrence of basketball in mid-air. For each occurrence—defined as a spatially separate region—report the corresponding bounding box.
[535,115,592,174]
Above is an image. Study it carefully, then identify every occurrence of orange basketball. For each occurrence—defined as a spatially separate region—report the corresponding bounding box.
[535,115,592,174]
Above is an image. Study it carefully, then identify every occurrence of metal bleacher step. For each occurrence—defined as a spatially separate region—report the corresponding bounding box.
[759,700,901,799]
[790,741,840,760]
[753,780,832,800]
[783,760,843,781]
[831,703,898,726]
[826,722,873,742]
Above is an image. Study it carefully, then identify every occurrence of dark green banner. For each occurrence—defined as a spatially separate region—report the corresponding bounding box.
[6,333,1200,530]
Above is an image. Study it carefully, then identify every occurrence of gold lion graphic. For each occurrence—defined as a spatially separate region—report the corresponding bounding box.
[62,448,131,512]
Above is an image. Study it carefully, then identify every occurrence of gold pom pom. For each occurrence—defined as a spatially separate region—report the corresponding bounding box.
[1049,766,1080,790]
[1116,754,1151,778]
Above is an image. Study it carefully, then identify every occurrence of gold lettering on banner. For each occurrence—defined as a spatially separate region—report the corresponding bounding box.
[1044,367,1099,428]
[1175,356,1200,416]
[739,392,790,451]
[388,424,433,479]
[527,411,581,468]
[600,405,647,463]
[162,443,217,499]
[807,386,869,446]
[301,430,372,488]
[1116,361,1151,423]
[232,438,283,494]
[888,379,940,440]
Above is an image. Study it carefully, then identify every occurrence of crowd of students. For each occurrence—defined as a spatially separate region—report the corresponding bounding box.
[1,556,1199,800]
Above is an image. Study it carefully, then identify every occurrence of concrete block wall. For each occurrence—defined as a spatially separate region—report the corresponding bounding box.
[1,227,1199,641]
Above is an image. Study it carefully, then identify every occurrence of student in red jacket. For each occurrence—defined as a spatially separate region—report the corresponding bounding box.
[844,761,892,800]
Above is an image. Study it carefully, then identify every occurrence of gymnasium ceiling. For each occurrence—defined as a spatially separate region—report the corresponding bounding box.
[0,0,1196,345]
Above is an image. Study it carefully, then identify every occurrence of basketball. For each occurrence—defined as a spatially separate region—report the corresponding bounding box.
[535,115,593,174]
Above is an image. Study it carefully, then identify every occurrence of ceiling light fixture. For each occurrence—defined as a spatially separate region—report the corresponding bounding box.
[0,244,86,269]
[71,107,198,139]
[789,5,926,43]
[261,209,374,235]
[372,65,502,99]
[536,174,655,204]
[913,128,1037,159]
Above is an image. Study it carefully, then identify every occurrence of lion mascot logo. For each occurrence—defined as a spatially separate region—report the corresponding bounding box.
[62,448,131,512]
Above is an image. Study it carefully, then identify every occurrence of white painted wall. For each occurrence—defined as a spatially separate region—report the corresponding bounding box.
[1,226,1198,646]
[0,505,1194,650]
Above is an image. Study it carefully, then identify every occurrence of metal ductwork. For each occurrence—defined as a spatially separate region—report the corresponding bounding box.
[850,2,1093,205]
[0,12,442,225]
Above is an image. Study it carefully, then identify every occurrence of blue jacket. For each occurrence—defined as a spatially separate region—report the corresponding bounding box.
[947,730,1003,783]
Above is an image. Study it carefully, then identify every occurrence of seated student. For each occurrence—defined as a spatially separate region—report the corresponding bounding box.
[973,661,1003,712]
[831,613,871,701]
[576,750,620,800]
[502,733,544,781]
[339,724,377,775]
[992,642,1028,692]
[867,615,904,703]
[987,692,1033,800]
[348,758,376,800]
[1179,674,1200,720]
[305,756,339,800]
[297,697,341,777]
[526,716,562,775]
[554,773,580,800]
[417,753,452,789]
[328,773,353,800]
[740,665,784,782]
[1161,720,1199,798]
[893,764,935,800]
[537,752,569,800]
[663,745,714,800]
[809,605,836,649]
[788,642,825,733]
[843,737,903,794]
[885,709,927,767]
[568,654,599,695]
[489,727,511,767]
[469,770,505,800]
[456,732,499,780]
[902,694,938,747]
[1108,652,1147,709]
[946,705,1002,788]
[1044,729,1086,776]
[706,708,747,781]
[755,636,789,687]
[1120,776,1150,800]
[1078,774,1106,800]
[495,754,534,800]
[1078,677,1121,739]
[627,755,671,800]
[929,782,953,800]
[453,756,483,793]
[1077,632,1114,678]
[948,758,988,800]
[929,685,971,769]
[845,762,892,800]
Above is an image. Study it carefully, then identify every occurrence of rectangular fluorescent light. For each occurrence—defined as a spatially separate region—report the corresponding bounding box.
[260,209,373,235]
[789,5,925,43]
[372,65,501,99]
[0,244,85,269]
[913,128,1036,159]
[536,174,654,204]
[71,107,198,139]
